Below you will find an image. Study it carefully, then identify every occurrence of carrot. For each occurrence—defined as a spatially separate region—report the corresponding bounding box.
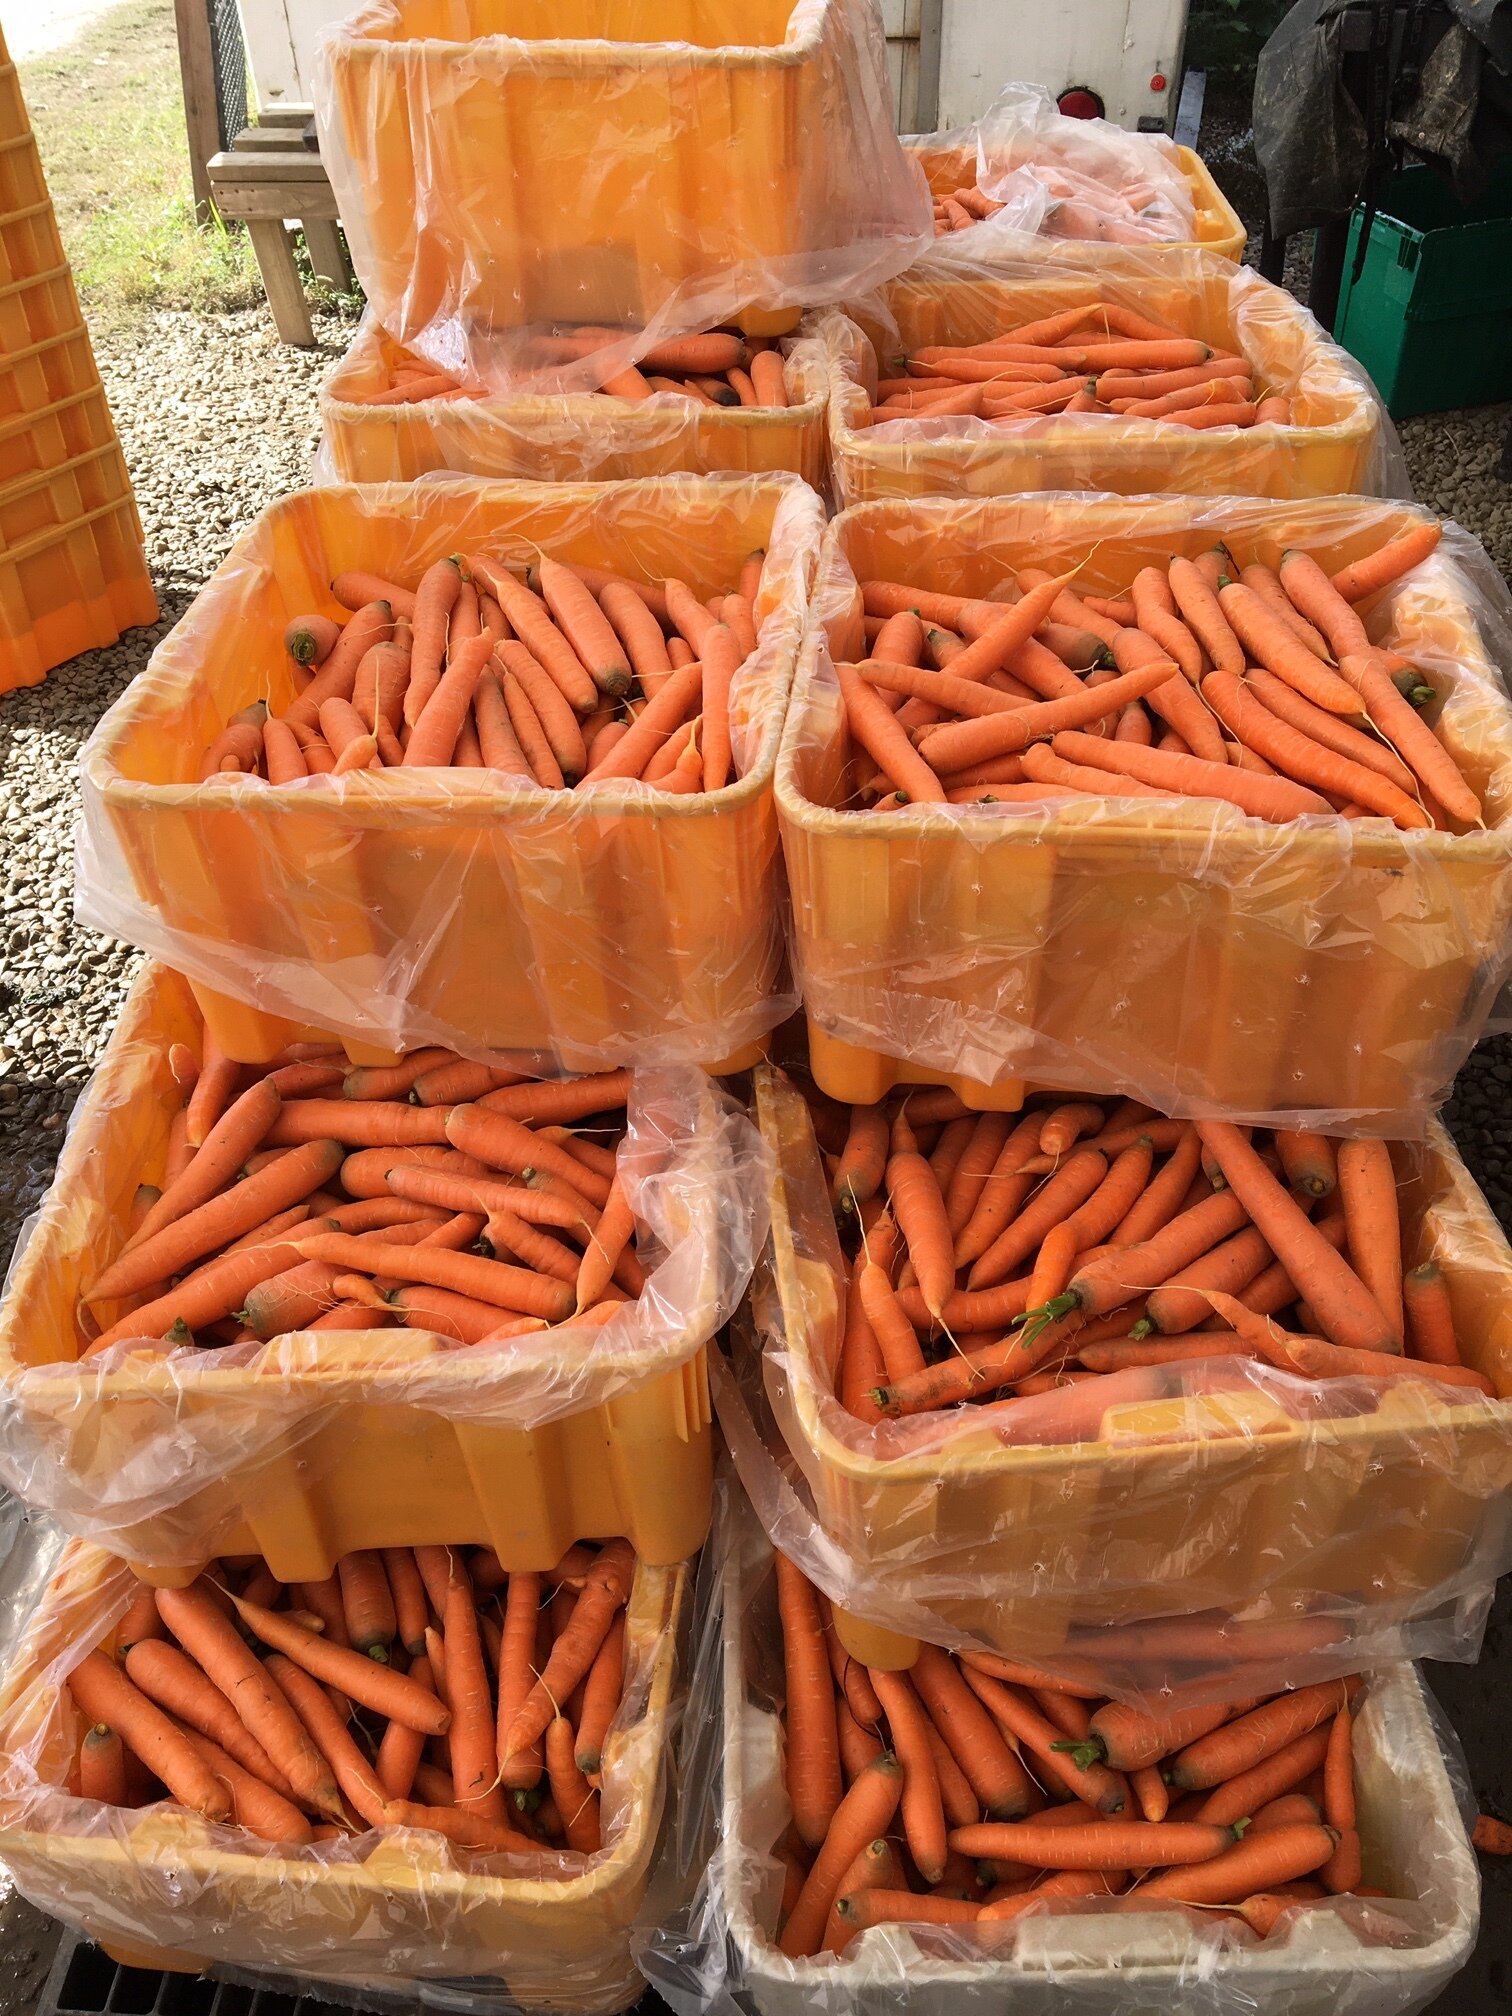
[886,1142,955,1318]
[696,621,741,793]
[1170,1681,1356,1790]
[1338,652,1481,825]
[1141,1226,1274,1336]
[1074,1700,1229,1774]
[953,1819,1233,1868]
[285,602,393,727]
[775,1552,844,1849]
[1318,1705,1356,1834]
[79,1722,127,1806]
[1161,558,1243,678]
[1282,1335,1493,1393]
[436,1558,507,1824]
[967,1147,1108,1289]
[265,1653,387,1828]
[962,1670,1127,1813]
[335,1551,396,1661]
[544,1715,601,1853]
[182,1037,239,1151]
[1132,1768,1170,1823]
[1204,669,1428,827]
[573,1612,625,1779]
[369,1651,433,1802]
[1059,726,1334,820]
[1196,1124,1397,1353]
[285,613,342,668]
[1336,1139,1404,1347]
[837,1891,981,1936]
[1250,1793,1324,1834]
[869,1668,948,1882]
[493,1569,544,1792]
[380,1797,534,1855]
[1244,666,1418,795]
[149,1587,339,1817]
[779,1753,906,1957]
[917,661,1177,773]
[821,1838,901,1952]
[534,559,631,700]
[1131,1824,1336,1905]
[1111,1128,1200,1245]
[1129,569,1202,682]
[471,561,599,714]
[1473,1814,1512,1854]
[910,1645,1034,1818]
[1331,523,1441,602]
[117,1585,166,1656]
[833,1105,889,1214]
[224,1590,450,1734]
[125,1640,294,1800]
[1403,1261,1462,1367]
[128,1079,282,1250]
[1274,1131,1337,1200]
[85,1140,342,1306]
[446,1106,610,1205]
[954,1114,1044,1267]
[836,663,947,804]
[296,1230,572,1321]
[505,1541,634,1760]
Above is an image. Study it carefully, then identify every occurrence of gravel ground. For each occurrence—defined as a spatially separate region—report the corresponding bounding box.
[0,306,345,1266]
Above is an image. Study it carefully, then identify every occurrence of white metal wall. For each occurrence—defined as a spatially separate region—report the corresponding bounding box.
[933,0,1188,133]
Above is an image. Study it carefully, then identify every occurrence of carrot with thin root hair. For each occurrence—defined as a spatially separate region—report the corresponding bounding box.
[1196,1124,1398,1353]
[909,1644,1034,1818]
[575,1612,625,1777]
[151,1585,340,1818]
[266,1652,389,1828]
[505,1541,634,1761]
[961,1668,1127,1813]
[223,1590,451,1733]
[125,1639,295,1801]
[839,663,946,803]
[1169,1679,1358,1790]
[1331,523,1441,601]
[442,1556,507,1823]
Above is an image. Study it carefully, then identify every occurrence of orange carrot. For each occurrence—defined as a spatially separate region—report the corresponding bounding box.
[1274,1131,1337,1200]
[1336,1139,1404,1346]
[1169,1681,1357,1790]
[1403,1261,1462,1367]
[440,1556,507,1823]
[775,1552,843,1849]
[967,1147,1108,1289]
[125,1639,295,1800]
[69,1649,237,1819]
[267,1652,388,1828]
[504,1541,634,1760]
[150,1587,339,1817]
[545,1715,601,1852]
[962,1670,1127,1813]
[952,1819,1232,1868]
[779,1753,906,1958]
[79,1723,127,1806]
[1339,652,1481,825]
[224,1591,451,1733]
[910,1645,1034,1818]
[1473,1814,1512,1854]
[1076,1700,1229,1774]
[869,1668,948,1882]
[1132,1824,1336,1905]
[917,661,1178,771]
[1331,523,1441,601]
[337,1551,396,1661]
[1196,1124,1397,1353]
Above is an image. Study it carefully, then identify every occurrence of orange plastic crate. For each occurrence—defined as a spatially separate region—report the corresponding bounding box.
[0,23,155,690]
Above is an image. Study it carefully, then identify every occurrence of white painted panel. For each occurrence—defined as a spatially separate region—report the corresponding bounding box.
[936,0,1188,132]
[237,0,350,108]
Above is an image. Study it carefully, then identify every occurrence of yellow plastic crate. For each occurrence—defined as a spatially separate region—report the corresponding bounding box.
[778,493,1512,1129]
[319,319,830,487]
[755,1065,1512,1671]
[907,140,1246,261]
[823,253,1384,505]
[76,473,820,1074]
[0,23,156,689]
[0,963,720,1584]
[316,0,929,358]
[0,1537,685,2012]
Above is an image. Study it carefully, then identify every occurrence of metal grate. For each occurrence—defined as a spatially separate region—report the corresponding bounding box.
[206,0,249,152]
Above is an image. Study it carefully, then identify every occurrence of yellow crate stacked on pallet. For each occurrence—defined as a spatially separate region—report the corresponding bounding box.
[0,20,155,690]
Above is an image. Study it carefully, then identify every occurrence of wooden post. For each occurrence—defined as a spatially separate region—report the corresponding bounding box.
[173,0,220,226]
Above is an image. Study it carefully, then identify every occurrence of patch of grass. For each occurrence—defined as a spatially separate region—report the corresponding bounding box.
[18,0,262,325]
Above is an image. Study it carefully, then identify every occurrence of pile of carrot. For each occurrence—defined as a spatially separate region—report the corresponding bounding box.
[837,519,1483,831]
[196,544,766,792]
[867,299,1289,426]
[930,181,1008,235]
[930,168,1184,244]
[65,1539,632,1858]
[78,1035,646,1358]
[793,1079,1493,1429]
[770,1549,1376,1955]
[350,330,790,411]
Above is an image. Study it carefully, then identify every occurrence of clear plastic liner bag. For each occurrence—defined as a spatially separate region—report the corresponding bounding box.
[74,473,822,1076]
[636,1475,1482,2016]
[312,0,934,398]
[820,246,1409,503]
[778,492,1512,1131]
[0,1511,689,2012]
[705,1064,1512,1711]
[313,312,833,490]
[0,960,773,1574]
[908,81,1200,250]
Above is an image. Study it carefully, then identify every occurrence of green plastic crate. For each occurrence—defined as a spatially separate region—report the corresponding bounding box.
[1333,159,1512,419]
